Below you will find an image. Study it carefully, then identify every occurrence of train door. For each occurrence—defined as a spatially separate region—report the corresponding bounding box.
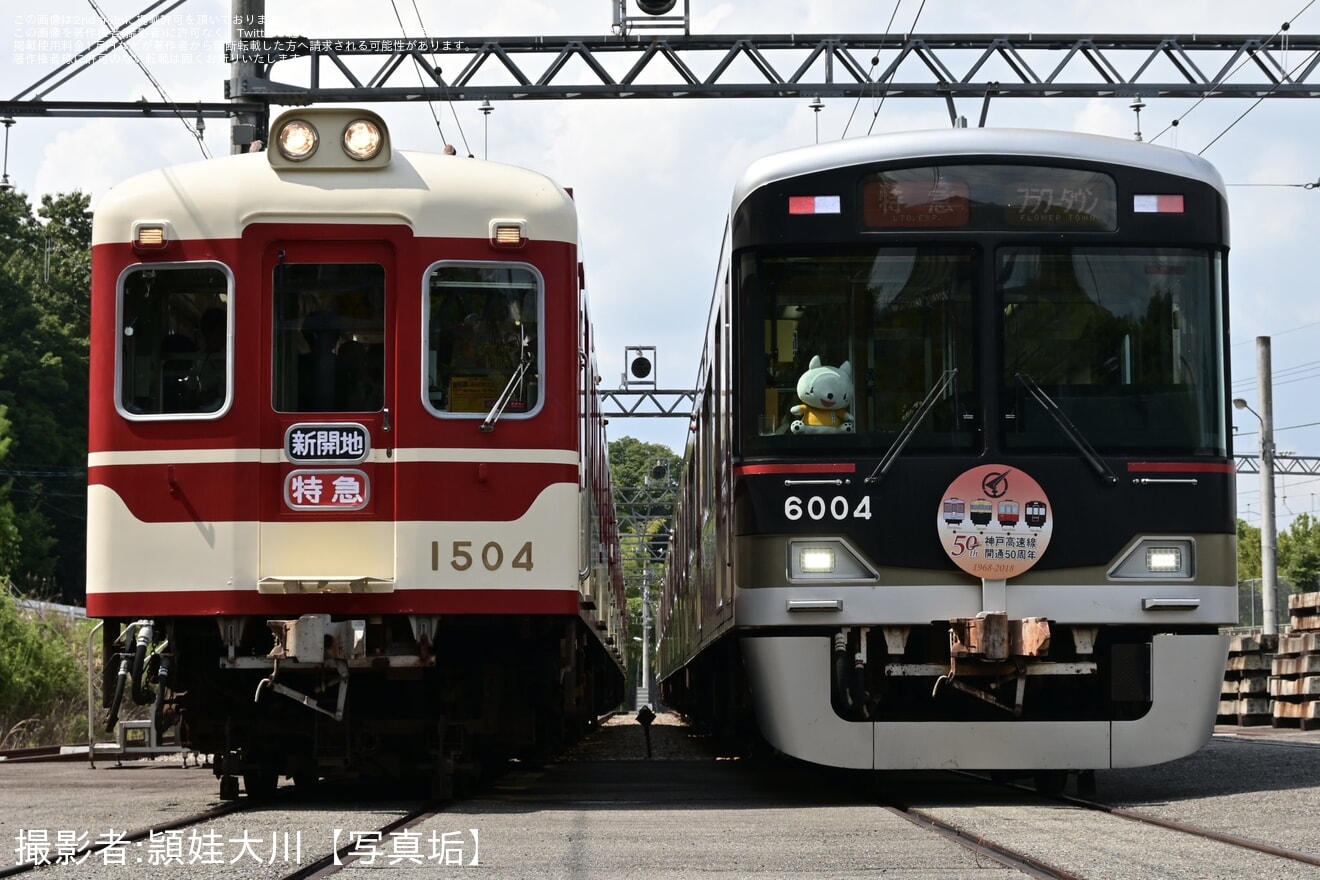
[258,240,397,592]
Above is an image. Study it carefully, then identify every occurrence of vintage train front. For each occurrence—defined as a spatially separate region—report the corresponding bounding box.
[86,108,626,796]
[658,128,1235,784]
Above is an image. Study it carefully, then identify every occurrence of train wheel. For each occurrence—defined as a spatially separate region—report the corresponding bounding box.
[243,767,279,799]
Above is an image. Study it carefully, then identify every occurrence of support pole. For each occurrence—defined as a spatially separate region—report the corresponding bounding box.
[1257,336,1279,638]
[230,0,266,152]
[640,554,650,707]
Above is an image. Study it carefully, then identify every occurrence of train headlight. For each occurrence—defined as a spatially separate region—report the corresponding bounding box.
[1109,538,1194,579]
[342,119,383,161]
[276,119,319,161]
[799,548,835,573]
[788,539,877,582]
[1145,547,1182,573]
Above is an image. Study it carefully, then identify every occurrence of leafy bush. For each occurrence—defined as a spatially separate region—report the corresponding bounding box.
[0,585,89,748]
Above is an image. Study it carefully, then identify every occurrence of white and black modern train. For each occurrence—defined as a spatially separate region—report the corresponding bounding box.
[657,127,1235,790]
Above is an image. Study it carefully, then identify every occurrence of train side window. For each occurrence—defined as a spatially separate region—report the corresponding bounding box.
[118,263,232,418]
[271,263,386,414]
[424,263,542,417]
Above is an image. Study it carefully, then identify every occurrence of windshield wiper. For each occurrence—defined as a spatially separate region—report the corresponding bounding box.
[480,337,533,433]
[1014,373,1117,484]
[864,368,958,485]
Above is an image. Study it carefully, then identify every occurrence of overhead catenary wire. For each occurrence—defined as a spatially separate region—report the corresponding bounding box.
[1147,0,1317,146]
[1199,48,1320,155]
[1230,322,1320,393]
[866,0,929,137]
[386,0,448,148]
[839,0,904,139]
[1228,179,1320,189]
[83,0,209,158]
[385,0,474,156]
[1232,357,1320,391]
[407,0,472,156]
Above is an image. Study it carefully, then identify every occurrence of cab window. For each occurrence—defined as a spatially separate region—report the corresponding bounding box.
[118,263,231,417]
[271,263,386,413]
[425,263,542,416]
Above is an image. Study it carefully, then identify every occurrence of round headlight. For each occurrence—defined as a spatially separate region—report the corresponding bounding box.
[276,120,318,161]
[342,119,383,161]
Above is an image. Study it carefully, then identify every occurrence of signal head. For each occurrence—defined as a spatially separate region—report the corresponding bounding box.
[636,0,677,14]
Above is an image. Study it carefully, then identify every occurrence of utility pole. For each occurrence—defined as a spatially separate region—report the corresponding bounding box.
[1257,337,1279,638]
[1235,337,1279,638]
[639,553,650,708]
[230,0,266,152]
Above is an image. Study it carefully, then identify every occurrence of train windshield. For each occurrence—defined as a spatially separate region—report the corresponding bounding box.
[424,263,541,416]
[272,263,386,413]
[118,263,232,418]
[742,246,978,452]
[739,243,1226,458]
[1001,246,1226,455]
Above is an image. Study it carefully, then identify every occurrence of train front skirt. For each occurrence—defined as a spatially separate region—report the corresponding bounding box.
[741,632,1230,770]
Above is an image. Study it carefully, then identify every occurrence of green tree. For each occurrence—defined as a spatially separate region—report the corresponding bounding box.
[0,189,91,600]
[0,586,85,747]
[608,436,680,490]
[608,437,680,693]
[1237,518,1261,581]
[0,405,20,575]
[1278,513,1320,594]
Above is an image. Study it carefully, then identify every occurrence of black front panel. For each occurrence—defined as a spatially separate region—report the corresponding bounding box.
[734,457,1235,573]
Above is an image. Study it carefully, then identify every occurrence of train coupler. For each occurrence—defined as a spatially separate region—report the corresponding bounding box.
[933,655,1029,716]
[947,612,1050,662]
[936,614,1049,715]
[254,657,351,722]
[267,614,366,664]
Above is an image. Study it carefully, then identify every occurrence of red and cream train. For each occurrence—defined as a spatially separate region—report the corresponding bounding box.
[87,108,626,797]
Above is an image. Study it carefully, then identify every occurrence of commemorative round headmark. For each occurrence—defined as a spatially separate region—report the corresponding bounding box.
[938,464,1053,579]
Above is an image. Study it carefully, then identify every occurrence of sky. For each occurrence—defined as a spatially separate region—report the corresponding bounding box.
[5,0,1320,533]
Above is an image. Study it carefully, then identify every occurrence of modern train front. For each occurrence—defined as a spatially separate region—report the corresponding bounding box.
[86,108,624,795]
[683,131,1236,774]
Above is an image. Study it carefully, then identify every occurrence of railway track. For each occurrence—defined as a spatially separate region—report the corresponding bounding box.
[3,718,1317,878]
[1,778,454,879]
[0,746,78,764]
[889,768,1320,880]
[278,804,459,880]
[0,800,249,878]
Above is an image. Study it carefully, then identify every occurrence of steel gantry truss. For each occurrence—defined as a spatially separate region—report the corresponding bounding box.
[600,389,697,419]
[1236,454,1320,475]
[221,33,1320,104]
[6,32,1320,121]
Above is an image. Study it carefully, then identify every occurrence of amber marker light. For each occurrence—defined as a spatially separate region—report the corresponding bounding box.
[132,222,168,251]
[490,221,525,248]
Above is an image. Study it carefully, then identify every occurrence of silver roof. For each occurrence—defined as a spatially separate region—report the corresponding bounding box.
[732,127,1227,211]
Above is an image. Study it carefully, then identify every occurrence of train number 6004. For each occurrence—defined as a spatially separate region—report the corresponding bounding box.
[784,495,872,521]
